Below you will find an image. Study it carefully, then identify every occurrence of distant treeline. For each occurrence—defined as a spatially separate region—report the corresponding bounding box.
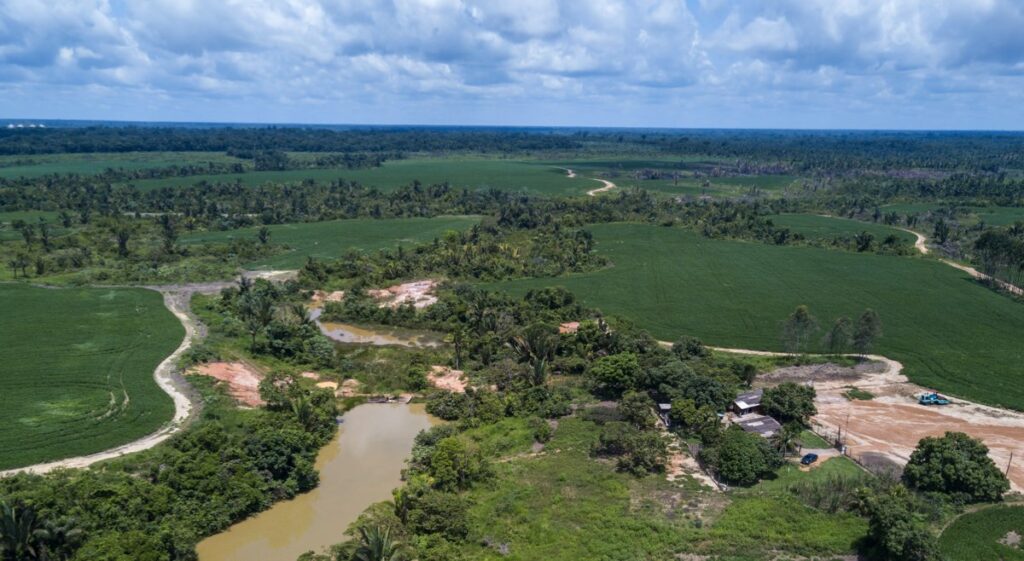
[5,126,1024,173]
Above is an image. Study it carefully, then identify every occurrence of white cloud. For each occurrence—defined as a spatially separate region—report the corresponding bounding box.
[0,0,1021,127]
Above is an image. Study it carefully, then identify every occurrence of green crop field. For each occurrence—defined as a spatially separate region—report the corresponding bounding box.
[127,157,586,195]
[770,214,917,244]
[0,151,243,179]
[884,203,1024,227]
[494,223,1024,411]
[940,506,1024,561]
[0,284,183,469]
[182,215,481,269]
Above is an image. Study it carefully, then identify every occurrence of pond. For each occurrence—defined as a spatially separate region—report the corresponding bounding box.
[196,403,437,561]
[310,307,443,347]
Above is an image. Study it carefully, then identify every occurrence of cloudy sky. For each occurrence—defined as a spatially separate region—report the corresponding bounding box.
[1,0,1022,129]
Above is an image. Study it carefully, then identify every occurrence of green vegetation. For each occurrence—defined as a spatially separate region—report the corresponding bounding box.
[0,151,243,179]
[182,216,482,269]
[495,222,1024,411]
[843,387,876,401]
[129,158,585,195]
[940,506,1024,561]
[0,284,182,469]
[771,213,916,244]
[903,432,1010,503]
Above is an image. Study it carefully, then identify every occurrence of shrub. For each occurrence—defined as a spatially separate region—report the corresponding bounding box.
[902,431,1009,503]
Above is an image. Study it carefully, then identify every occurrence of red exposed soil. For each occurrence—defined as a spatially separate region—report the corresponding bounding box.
[190,362,265,407]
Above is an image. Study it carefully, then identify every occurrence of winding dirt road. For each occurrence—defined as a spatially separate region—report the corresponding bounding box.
[586,178,616,196]
[901,226,1023,296]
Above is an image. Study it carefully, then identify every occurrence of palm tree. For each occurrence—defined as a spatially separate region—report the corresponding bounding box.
[771,423,804,457]
[352,525,405,561]
[34,517,84,561]
[0,500,42,561]
[507,323,558,386]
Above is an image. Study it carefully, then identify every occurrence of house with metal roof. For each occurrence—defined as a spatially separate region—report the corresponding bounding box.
[731,388,764,416]
[735,414,782,438]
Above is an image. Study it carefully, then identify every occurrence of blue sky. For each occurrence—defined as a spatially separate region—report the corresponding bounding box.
[1,0,1022,129]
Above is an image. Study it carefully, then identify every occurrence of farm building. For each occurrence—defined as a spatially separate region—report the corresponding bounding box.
[735,414,782,438]
[731,388,764,416]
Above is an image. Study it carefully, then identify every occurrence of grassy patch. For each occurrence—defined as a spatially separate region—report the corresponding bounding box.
[705,494,866,558]
[797,430,832,448]
[751,456,864,493]
[493,223,1024,411]
[181,215,481,269]
[843,387,875,401]
[940,505,1024,561]
[770,213,917,244]
[0,284,183,469]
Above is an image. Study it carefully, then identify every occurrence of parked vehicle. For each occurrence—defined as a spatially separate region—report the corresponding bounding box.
[800,453,819,465]
[918,392,951,406]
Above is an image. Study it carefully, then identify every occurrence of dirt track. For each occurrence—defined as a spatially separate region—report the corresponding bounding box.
[902,226,1024,295]
[587,178,616,196]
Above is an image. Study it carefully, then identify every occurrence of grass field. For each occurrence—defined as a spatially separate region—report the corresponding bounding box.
[770,214,917,244]
[493,223,1024,411]
[0,210,62,241]
[127,157,586,195]
[0,151,243,179]
[458,415,862,560]
[181,215,481,269]
[939,505,1024,561]
[0,284,183,469]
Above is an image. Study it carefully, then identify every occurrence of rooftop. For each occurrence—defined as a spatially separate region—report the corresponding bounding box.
[735,414,781,438]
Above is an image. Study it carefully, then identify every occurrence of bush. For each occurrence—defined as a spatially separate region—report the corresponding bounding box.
[902,431,1009,503]
[701,427,782,486]
[425,391,470,421]
[592,422,668,476]
[762,382,817,425]
[529,417,553,443]
[407,490,471,539]
[586,352,642,399]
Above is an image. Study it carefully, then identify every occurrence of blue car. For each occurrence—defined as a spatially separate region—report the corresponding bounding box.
[800,453,819,466]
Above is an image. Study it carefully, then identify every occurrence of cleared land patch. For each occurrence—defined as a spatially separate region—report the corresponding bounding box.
[0,284,183,469]
[182,215,481,269]
[494,223,1024,411]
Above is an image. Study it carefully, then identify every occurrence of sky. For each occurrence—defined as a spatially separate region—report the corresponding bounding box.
[1,0,1022,130]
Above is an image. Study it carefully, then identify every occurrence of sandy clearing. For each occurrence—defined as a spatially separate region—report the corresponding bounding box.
[558,321,580,334]
[560,167,577,179]
[428,365,467,393]
[300,371,321,380]
[191,362,265,407]
[310,290,345,304]
[338,378,363,397]
[367,280,438,309]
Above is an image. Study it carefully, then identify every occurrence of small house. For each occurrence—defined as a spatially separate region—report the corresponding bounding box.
[656,403,672,427]
[735,414,782,438]
[731,388,764,416]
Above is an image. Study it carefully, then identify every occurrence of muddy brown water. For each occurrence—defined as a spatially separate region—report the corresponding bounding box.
[196,404,437,561]
[309,307,443,347]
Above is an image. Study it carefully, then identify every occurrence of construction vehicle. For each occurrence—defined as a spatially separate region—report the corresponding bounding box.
[918,392,951,406]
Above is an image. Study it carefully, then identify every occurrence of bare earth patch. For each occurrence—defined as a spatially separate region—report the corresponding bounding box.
[310,290,345,304]
[315,381,339,391]
[338,379,363,397]
[190,362,265,407]
[300,371,321,380]
[428,365,467,393]
[368,280,438,309]
[760,360,1024,492]
[1000,530,1022,548]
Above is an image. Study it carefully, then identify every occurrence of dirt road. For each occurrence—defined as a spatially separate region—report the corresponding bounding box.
[587,178,616,196]
[902,227,1023,295]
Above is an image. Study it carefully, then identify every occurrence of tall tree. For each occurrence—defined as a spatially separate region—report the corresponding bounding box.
[781,305,819,353]
[507,323,558,386]
[823,316,853,354]
[853,309,882,353]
